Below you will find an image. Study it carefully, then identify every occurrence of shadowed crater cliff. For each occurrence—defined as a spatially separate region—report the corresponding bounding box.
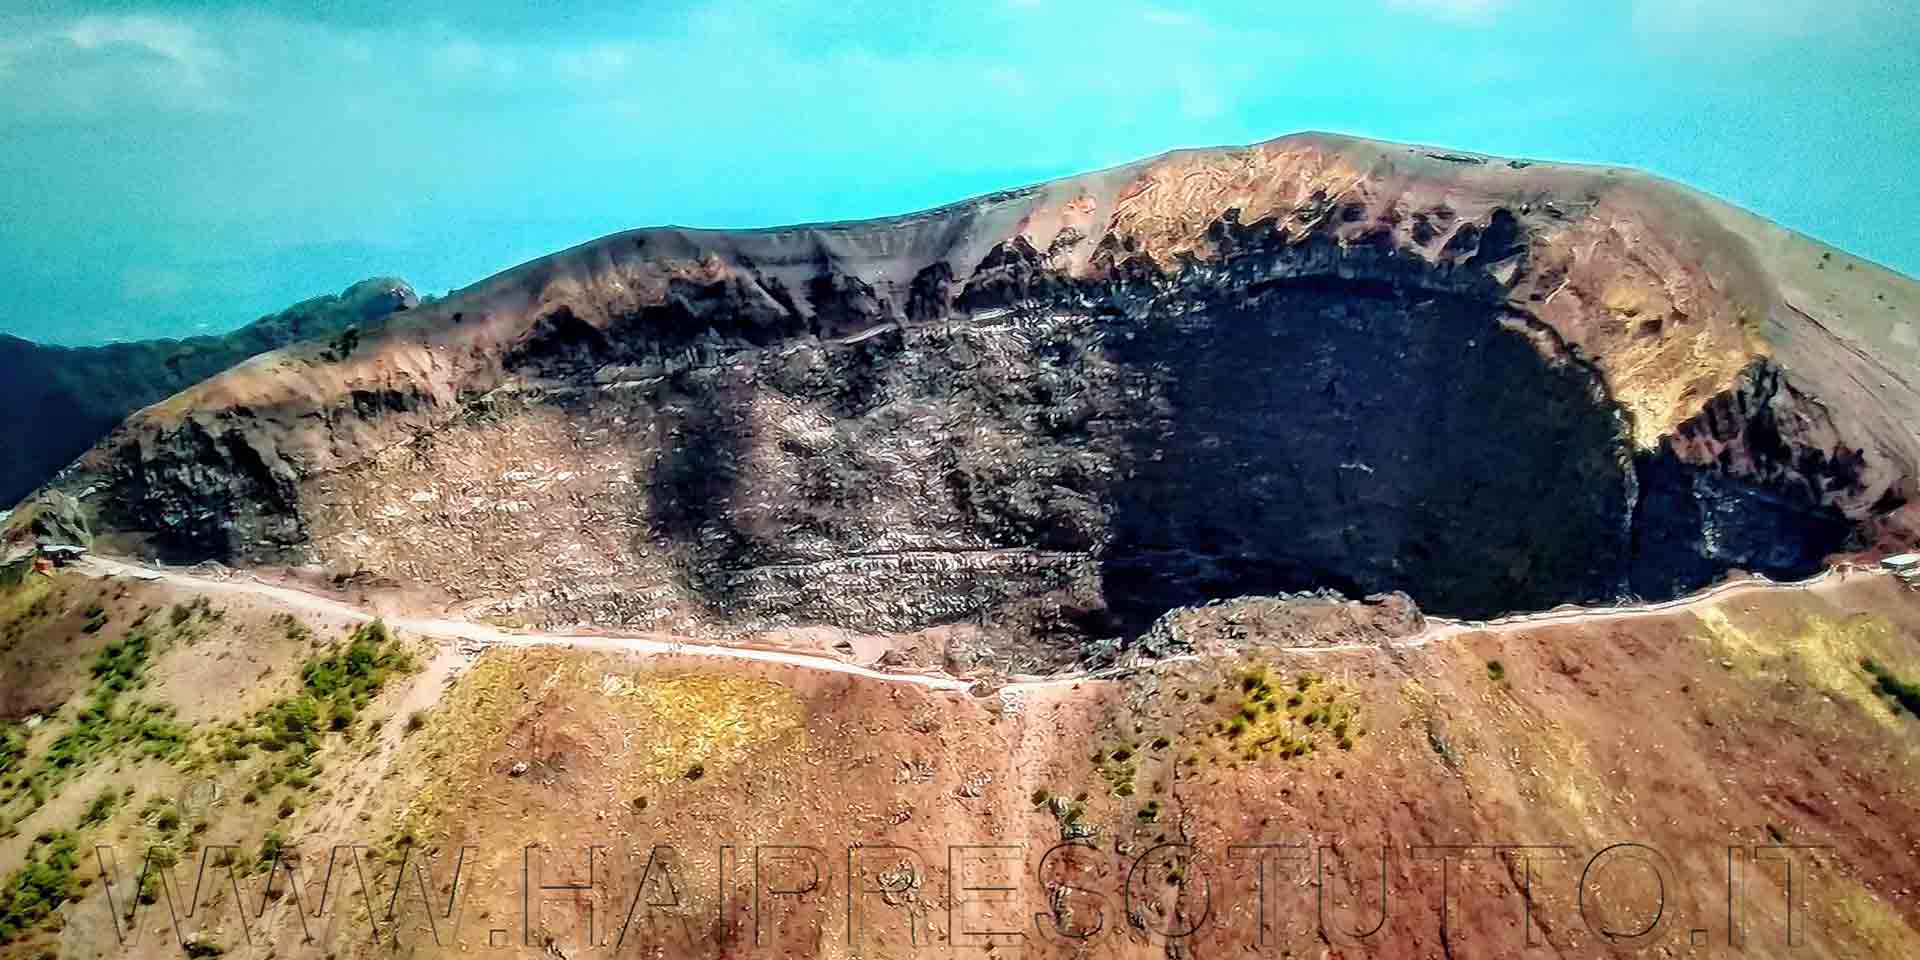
[18,134,1911,666]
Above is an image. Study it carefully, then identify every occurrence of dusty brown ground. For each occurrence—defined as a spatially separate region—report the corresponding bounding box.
[6,568,1919,959]
[39,133,1920,637]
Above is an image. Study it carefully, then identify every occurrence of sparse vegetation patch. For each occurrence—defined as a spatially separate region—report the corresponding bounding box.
[0,724,24,778]
[0,831,79,943]
[1863,659,1920,719]
[271,613,313,644]
[599,671,804,782]
[1203,667,1362,761]
[5,621,191,813]
[231,619,415,802]
[1093,744,1138,797]
[1038,792,1094,841]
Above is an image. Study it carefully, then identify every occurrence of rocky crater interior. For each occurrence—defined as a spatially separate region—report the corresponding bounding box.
[639,268,1648,628]
[44,136,1900,668]
[181,240,1848,668]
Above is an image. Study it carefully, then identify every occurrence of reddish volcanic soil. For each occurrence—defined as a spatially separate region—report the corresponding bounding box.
[5,565,1916,960]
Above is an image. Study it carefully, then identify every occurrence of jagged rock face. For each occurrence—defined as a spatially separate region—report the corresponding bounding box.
[0,278,416,507]
[39,135,1918,661]
[1630,361,1861,598]
[435,270,1635,641]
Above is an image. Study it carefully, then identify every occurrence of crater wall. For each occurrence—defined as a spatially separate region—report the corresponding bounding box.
[25,134,1910,663]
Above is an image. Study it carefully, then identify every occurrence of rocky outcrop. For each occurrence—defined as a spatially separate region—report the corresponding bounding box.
[1117,589,1425,665]
[0,277,417,507]
[31,135,1920,664]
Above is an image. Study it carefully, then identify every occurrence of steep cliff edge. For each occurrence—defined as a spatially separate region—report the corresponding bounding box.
[26,134,1920,664]
[0,277,418,507]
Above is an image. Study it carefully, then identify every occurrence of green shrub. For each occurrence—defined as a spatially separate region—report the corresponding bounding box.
[234,622,417,801]
[0,724,24,777]
[146,843,180,871]
[256,830,286,871]
[1050,800,1094,841]
[79,788,121,827]
[0,831,80,943]
[183,936,225,959]
[1863,659,1920,718]
[297,621,412,728]
[271,614,312,644]
[89,629,153,693]
[1486,660,1508,684]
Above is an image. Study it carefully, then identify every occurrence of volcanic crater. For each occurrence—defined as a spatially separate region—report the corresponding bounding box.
[27,134,1920,666]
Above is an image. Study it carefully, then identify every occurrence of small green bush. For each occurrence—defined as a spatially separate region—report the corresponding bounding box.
[271,614,312,644]
[90,629,153,693]
[0,724,24,777]
[259,830,285,862]
[183,936,225,959]
[1863,659,1920,717]
[297,621,413,729]
[0,831,80,943]
[80,788,121,827]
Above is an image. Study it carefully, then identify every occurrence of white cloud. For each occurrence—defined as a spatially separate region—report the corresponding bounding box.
[65,15,217,68]
[0,14,230,114]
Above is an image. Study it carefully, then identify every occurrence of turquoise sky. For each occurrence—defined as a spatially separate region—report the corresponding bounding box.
[2,0,1916,344]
